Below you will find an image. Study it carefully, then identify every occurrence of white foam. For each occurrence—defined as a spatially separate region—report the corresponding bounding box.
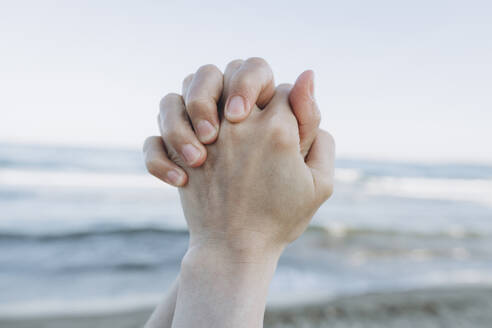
[0,168,167,189]
[334,168,361,183]
[364,176,492,206]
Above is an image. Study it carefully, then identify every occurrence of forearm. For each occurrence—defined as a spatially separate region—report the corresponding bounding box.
[170,243,283,328]
[145,277,180,328]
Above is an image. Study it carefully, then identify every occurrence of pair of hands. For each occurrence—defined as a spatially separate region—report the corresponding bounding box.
[143,58,335,328]
[143,57,335,256]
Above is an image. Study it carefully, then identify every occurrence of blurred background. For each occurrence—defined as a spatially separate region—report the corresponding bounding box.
[1,0,491,326]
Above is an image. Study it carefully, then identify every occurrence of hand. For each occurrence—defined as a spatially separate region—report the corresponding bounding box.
[144,58,322,187]
[143,59,335,328]
[145,68,335,255]
[181,88,334,257]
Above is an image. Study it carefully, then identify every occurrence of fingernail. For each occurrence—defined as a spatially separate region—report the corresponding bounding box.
[226,96,246,120]
[181,144,201,164]
[167,170,183,186]
[196,120,217,142]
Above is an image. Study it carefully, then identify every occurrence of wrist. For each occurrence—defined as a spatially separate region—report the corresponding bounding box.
[180,242,280,302]
[183,242,282,272]
[175,235,282,328]
[186,229,286,265]
[180,233,283,293]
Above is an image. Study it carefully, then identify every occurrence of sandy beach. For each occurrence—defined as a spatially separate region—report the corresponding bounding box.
[2,285,491,328]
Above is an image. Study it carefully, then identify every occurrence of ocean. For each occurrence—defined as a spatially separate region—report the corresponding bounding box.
[1,143,491,317]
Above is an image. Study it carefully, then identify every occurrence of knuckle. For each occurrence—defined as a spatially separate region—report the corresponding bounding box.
[320,129,335,148]
[246,56,268,68]
[142,136,155,153]
[269,120,296,149]
[186,97,215,118]
[232,74,256,94]
[226,59,244,71]
[197,64,221,77]
[159,92,181,109]
[145,157,163,177]
[161,127,184,145]
[182,73,194,85]
[275,84,293,97]
[246,57,273,78]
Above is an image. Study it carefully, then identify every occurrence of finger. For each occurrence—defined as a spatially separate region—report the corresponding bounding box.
[305,129,335,203]
[181,73,194,99]
[219,59,243,117]
[224,57,275,122]
[184,64,223,144]
[159,93,207,167]
[263,83,293,116]
[223,59,244,92]
[260,84,301,151]
[143,136,188,187]
[289,70,321,158]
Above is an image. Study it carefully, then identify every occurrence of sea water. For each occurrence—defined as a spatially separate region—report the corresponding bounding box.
[1,143,491,316]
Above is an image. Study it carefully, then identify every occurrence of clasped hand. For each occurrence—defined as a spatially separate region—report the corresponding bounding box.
[144,57,334,256]
[143,57,335,328]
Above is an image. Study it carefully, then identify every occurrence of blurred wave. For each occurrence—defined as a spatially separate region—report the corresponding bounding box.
[1,143,492,316]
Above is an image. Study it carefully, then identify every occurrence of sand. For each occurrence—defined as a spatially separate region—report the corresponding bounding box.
[2,285,491,328]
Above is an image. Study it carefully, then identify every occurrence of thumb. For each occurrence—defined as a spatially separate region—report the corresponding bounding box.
[305,129,335,203]
[289,70,321,157]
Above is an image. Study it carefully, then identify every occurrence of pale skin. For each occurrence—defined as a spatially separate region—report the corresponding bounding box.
[143,58,335,328]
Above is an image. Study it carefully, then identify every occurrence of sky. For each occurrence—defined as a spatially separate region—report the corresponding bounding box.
[1,0,491,162]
